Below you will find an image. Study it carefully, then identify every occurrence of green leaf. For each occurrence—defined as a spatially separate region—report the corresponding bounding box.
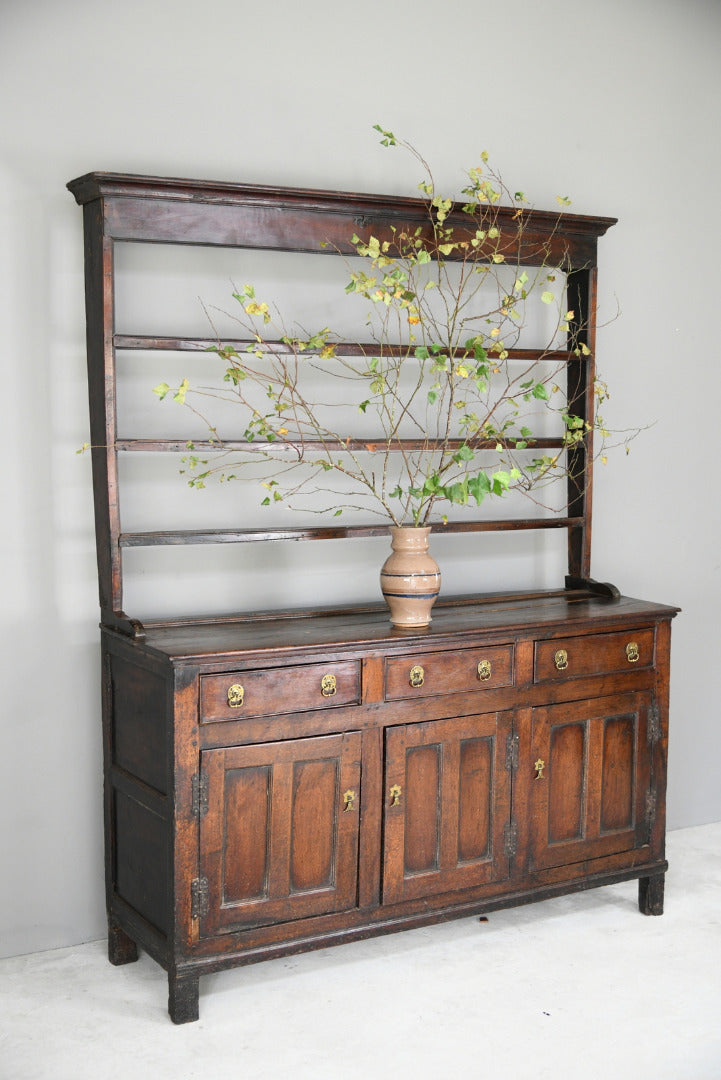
[421,474,443,496]
[373,123,397,147]
[447,479,469,505]
[153,382,170,400]
[491,470,511,495]
[541,291,555,305]
[468,472,491,505]
[453,444,474,463]
[532,383,550,401]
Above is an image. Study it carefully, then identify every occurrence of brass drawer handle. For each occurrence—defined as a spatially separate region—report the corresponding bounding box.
[534,758,546,779]
[321,673,337,697]
[409,665,424,688]
[343,789,357,812]
[554,649,568,672]
[626,641,640,664]
[227,683,245,708]
[477,659,492,682]
[390,784,402,807]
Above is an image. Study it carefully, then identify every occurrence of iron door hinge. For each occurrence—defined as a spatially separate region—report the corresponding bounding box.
[192,773,209,817]
[505,732,519,772]
[648,700,662,744]
[191,877,209,920]
[503,820,519,859]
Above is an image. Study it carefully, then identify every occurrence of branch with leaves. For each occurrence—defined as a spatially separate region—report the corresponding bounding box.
[153,128,635,527]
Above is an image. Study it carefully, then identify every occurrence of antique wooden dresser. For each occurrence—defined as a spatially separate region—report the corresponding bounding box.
[68,171,677,1022]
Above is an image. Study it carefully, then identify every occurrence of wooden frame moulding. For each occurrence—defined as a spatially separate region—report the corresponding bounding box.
[67,172,617,635]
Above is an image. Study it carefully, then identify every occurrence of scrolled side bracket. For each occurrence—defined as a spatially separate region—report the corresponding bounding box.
[565,575,621,600]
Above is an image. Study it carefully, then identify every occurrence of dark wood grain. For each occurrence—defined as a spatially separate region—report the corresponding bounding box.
[118,517,583,549]
[99,598,674,1020]
[68,172,616,267]
[115,333,574,364]
[70,172,675,1024]
[69,171,618,625]
[168,971,199,1025]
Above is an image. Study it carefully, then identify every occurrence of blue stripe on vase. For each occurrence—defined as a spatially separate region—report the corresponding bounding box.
[381,592,439,599]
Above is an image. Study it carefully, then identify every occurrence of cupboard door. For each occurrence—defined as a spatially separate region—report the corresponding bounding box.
[199,733,361,933]
[528,692,651,872]
[383,713,512,905]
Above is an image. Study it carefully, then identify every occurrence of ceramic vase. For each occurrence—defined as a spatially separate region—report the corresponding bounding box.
[379,526,441,628]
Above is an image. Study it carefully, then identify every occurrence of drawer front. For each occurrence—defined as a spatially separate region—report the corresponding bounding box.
[534,628,655,683]
[200,660,361,722]
[385,645,514,700]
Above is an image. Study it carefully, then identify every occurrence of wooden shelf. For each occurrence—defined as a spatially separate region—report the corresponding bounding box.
[114,333,576,365]
[68,171,609,626]
[118,517,583,548]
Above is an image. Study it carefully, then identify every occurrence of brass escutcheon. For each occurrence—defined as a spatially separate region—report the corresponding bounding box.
[343,789,356,812]
[554,648,569,671]
[321,673,337,697]
[227,683,245,708]
[626,641,640,664]
[477,659,492,682]
[409,665,425,688]
[534,758,546,779]
[390,784,402,807]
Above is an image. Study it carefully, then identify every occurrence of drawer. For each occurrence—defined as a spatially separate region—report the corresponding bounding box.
[534,628,655,683]
[200,660,361,722]
[385,645,514,700]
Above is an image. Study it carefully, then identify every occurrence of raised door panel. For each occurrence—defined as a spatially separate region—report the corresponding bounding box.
[528,692,651,872]
[383,712,512,905]
[199,732,361,934]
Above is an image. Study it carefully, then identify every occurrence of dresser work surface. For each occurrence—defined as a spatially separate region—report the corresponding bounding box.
[104,591,677,1022]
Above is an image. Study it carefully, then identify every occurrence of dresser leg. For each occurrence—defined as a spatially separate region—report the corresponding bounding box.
[168,971,200,1024]
[638,872,665,916]
[108,922,138,965]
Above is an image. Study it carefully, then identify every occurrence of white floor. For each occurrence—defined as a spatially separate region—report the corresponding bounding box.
[1,822,720,1080]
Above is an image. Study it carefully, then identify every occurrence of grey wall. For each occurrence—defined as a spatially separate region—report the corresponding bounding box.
[1,0,719,959]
